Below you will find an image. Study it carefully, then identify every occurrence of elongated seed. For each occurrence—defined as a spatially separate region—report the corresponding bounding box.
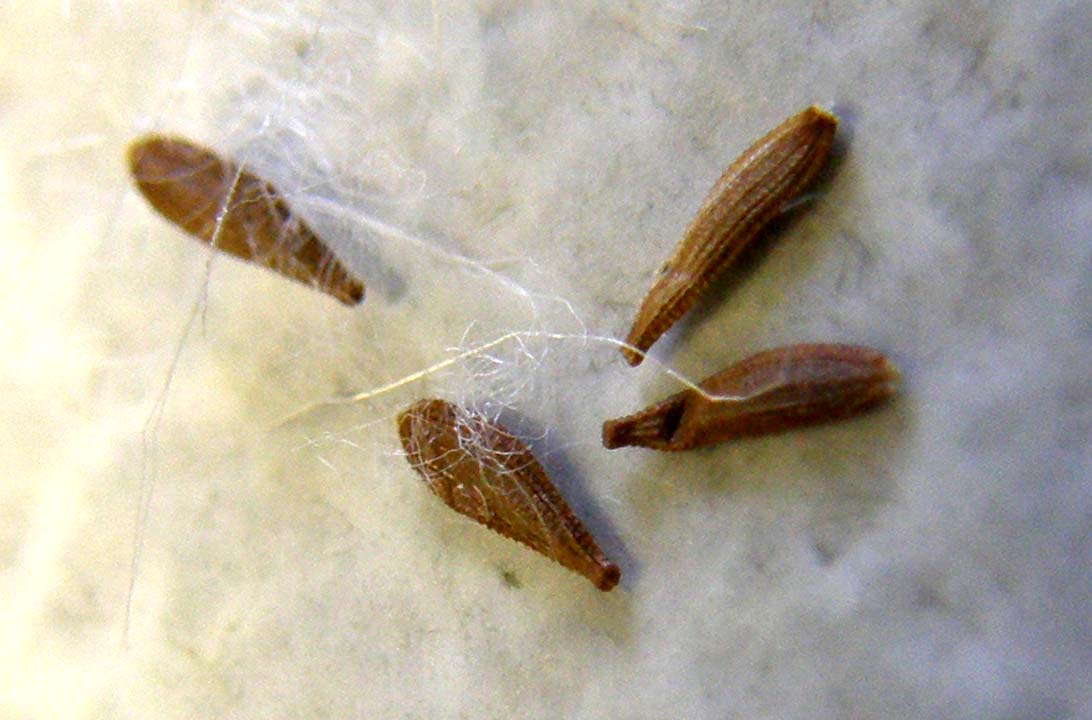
[398,398,621,591]
[128,135,365,306]
[603,344,899,451]
[622,106,838,365]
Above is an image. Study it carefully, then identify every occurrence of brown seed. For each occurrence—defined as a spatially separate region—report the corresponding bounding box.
[127,135,365,306]
[603,344,899,451]
[398,398,620,591]
[622,106,838,365]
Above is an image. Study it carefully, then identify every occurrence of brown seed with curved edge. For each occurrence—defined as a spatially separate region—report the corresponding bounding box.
[398,398,621,591]
[603,344,899,451]
[622,106,838,365]
[128,135,364,306]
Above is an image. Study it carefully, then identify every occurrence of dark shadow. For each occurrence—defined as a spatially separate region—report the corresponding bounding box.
[307,206,407,303]
[739,383,910,496]
[496,408,639,592]
[827,100,859,180]
[617,367,911,569]
[350,234,407,302]
[655,115,855,363]
[279,170,407,303]
[663,198,815,346]
[790,386,914,567]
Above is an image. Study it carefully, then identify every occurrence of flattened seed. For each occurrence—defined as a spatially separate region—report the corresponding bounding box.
[603,344,899,451]
[622,106,838,365]
[398,398,621,591]
[128,135,364,306]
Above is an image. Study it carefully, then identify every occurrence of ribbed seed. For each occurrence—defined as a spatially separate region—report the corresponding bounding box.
[622,106,838,365]
[603,344,899,451]
[128,135,364,306]
[398,398,621,591]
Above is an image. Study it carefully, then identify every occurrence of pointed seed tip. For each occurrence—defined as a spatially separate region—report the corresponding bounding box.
[879,357,903,393]
[621,347,643,366]
[342,282,365,306]
[596,562,621,591]
[803,105,839,127]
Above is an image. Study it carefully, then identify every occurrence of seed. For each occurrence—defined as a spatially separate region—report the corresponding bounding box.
[621,106,838,365]
[398,398,621,591]
[127,135,365,306]
[603,344,899,451]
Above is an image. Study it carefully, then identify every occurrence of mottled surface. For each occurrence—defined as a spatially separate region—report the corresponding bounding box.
[0,2,1089,718]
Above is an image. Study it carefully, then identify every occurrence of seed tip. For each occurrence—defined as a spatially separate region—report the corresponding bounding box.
[877,356,902,394]
[596,561,621,591]
[601,419,625,449]
[620,345,644,366]
[804,105,840,130]
[341,280,366,306]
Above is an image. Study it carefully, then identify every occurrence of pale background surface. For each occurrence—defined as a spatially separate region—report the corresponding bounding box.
[1,1,1090,718]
